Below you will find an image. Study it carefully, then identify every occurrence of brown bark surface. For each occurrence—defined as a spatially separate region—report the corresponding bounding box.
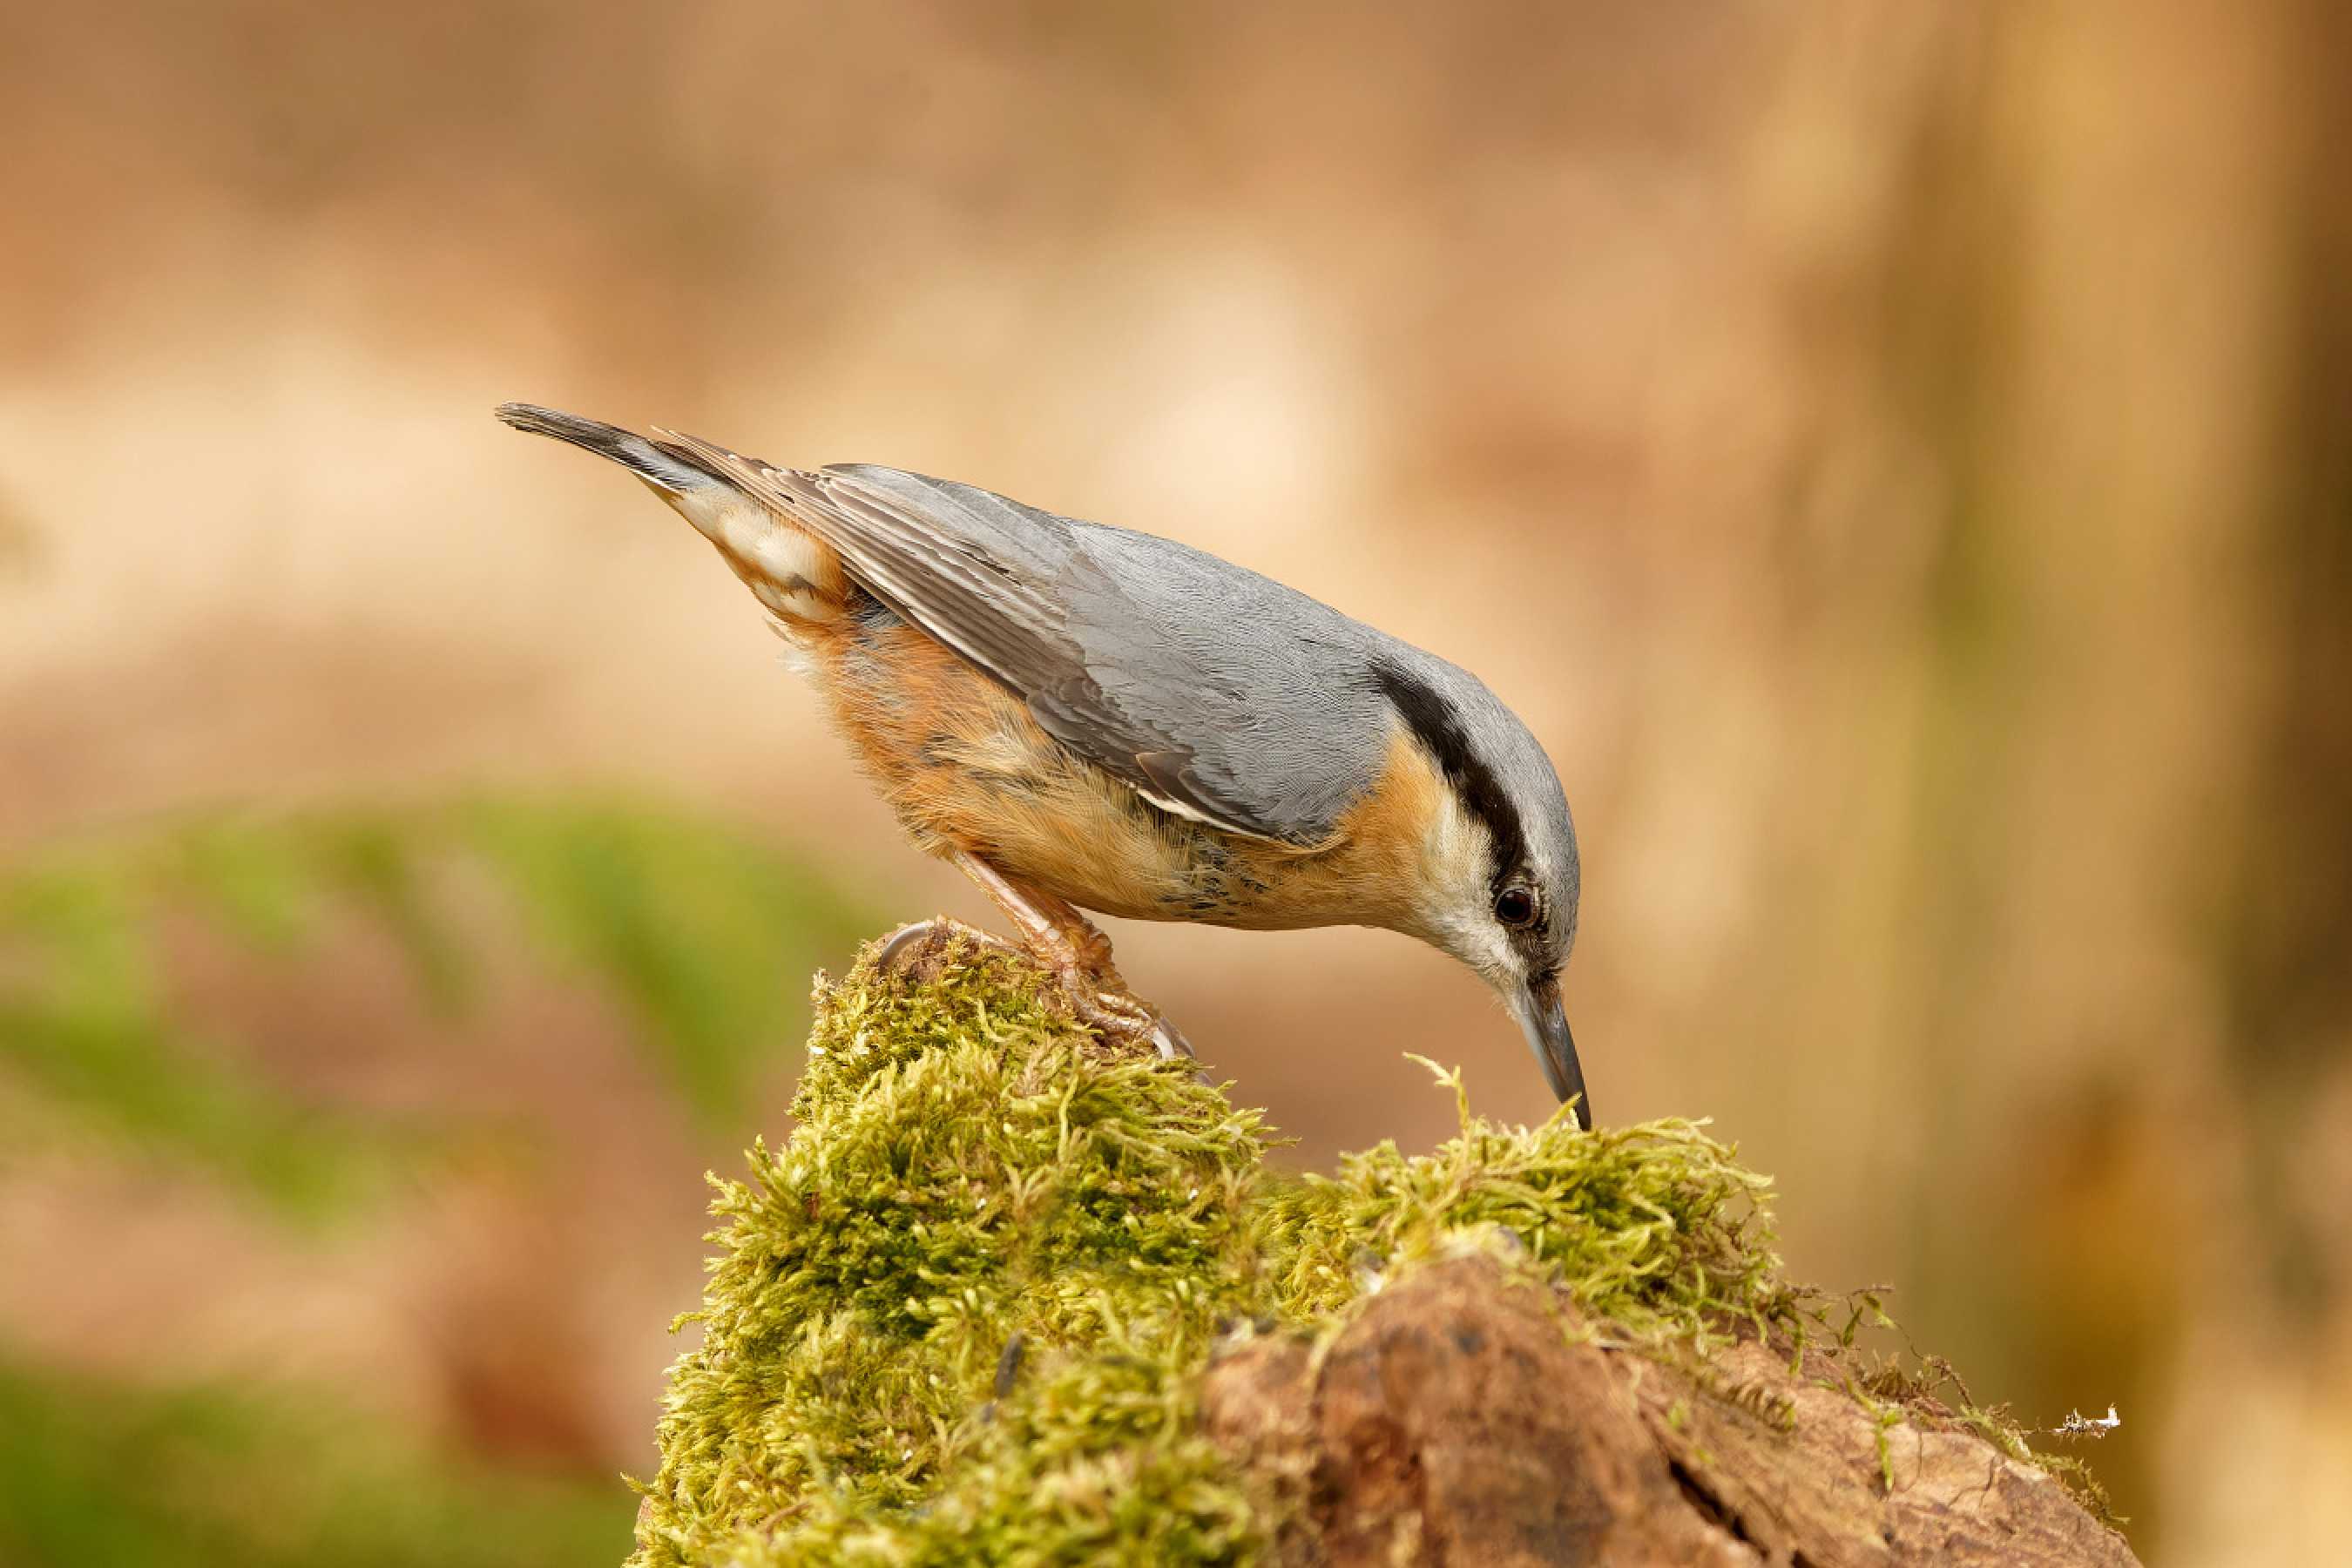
[1200,1257,2137,1568]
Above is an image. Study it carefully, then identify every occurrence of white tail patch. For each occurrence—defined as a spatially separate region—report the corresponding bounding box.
[657,482,847,628]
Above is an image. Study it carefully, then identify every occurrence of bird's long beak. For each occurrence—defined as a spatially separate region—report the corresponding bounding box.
[1516,974,1591,1130]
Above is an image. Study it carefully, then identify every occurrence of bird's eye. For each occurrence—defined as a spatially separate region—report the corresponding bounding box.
[1493,887,1538,928]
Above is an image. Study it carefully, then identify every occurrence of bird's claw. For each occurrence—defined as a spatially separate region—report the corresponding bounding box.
[875,917,1020,977]
[1146,1013,1195,1063]
[1061,977,1196,1064]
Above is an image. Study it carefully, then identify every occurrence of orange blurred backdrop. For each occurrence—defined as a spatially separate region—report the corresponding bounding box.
[3,3,2347,1563]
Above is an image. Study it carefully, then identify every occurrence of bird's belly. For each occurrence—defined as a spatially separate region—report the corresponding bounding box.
[815,611,1413,932]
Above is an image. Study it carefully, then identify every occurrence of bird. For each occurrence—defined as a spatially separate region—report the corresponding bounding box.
[496,402,1591,1126]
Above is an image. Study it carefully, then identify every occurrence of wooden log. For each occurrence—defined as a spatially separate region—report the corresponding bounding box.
[1200,1255,2137,1568]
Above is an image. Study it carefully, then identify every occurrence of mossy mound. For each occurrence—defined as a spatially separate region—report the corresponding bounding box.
[630,936,1797,1566]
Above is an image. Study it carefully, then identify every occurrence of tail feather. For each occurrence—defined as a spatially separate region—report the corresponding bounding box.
[498,402,851,634]
[494,402,726,496]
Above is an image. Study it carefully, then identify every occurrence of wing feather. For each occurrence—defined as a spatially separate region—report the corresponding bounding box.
[652,429,1328,847]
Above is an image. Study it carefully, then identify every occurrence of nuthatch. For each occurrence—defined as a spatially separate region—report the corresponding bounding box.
[497,404,1590,1125]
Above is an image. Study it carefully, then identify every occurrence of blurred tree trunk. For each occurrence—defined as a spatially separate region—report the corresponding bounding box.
[1729,0,2349,1554]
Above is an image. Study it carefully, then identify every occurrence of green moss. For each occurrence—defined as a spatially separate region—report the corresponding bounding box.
[1859,1355,2126,1527]
[631,936,1815,1567]
[635,942,1268,1566]
[1260,1054,1792,1340]
[638,937,2117,1562]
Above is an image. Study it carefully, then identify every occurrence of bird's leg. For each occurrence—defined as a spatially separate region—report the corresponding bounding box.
[948,850,1195,1062]
[946,850,1125,991]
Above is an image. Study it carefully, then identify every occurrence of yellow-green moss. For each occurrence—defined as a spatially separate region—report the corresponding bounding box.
[636,942,1270,1565]
[628,938,1821,1565]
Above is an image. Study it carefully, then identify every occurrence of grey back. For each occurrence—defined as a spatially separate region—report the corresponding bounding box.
[829,464,1402,846]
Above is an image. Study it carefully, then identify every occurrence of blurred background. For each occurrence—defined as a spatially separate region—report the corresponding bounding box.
[2,2,2345,1563]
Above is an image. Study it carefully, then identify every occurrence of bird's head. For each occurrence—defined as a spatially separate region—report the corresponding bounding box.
[1371,659,1587,1128]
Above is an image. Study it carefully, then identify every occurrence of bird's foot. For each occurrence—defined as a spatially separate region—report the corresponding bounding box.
[1056,970,1196,1064]
[931,851,1200,1068]
[874,918,1193,1063]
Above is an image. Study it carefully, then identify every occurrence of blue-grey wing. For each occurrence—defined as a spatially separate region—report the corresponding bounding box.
[654,436,1391,846]
[1046,517,1400,845]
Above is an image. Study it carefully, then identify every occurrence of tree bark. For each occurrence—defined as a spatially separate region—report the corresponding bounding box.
[1200,1256,2137,1568]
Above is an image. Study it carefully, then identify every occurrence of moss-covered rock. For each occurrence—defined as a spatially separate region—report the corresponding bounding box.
[628,930,2118,1566]
[636,936,1271,1566]
[628,931,1801,1567]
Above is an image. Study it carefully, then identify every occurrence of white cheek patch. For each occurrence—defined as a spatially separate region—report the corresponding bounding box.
[1414,789,1517,981]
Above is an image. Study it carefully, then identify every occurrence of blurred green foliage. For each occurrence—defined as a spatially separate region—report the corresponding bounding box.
[0,795,874,1213]
[0,1354,627,1568]
[0,794,876,1565]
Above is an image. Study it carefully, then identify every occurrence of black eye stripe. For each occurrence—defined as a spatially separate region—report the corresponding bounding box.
[1370,659,1529,894]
